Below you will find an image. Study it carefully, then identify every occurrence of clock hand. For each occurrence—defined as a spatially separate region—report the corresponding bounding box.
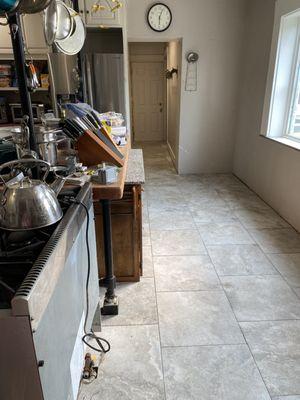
[158,8,163,27]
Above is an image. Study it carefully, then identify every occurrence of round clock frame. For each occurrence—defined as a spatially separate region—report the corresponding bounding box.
[147,3,172,33]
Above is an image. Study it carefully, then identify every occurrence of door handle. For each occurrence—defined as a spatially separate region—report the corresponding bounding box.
[160,108,163,113]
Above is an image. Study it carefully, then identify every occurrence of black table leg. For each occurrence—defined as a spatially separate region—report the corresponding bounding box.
[100,199,119,315]
[8,13,37,153]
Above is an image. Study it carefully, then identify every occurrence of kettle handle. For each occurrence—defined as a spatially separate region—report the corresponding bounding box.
[0,159,51,186]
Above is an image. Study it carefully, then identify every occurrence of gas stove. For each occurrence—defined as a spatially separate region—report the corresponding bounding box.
[0,182,100,400]
[0,186,81,309]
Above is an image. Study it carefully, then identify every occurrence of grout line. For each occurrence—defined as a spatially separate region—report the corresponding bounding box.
[270,396,300,399]
[155,288,223,293]
[146,177,168,400]
[102,322,159,328]
[161,343,250,349]
[264,252,300,295]
[198,223,274,399]
[101,323,159,329]
[237,318,300,323]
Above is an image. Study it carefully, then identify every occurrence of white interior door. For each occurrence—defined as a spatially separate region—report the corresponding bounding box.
[131,62,165,142]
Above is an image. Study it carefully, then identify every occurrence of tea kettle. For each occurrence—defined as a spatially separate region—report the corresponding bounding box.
[0,159,65,231]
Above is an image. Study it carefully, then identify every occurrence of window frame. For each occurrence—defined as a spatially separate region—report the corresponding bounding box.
[261,1,300,148]
[285,18,300,142]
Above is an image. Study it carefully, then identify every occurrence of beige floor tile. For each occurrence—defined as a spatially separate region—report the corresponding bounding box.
[234,208,290,229]
[154,255,221,291]
[149,209,195,230]
[221,275,300,321]
[142,246,154,278]
[207,244,277,276]
[157,291,244,346]
[241,321,300,397]
[151,229,207,256]
[78,325,164,400]
[197,221,255,245]
[268,254,300,288]
[189,203,238,224]
[163,345,271,400]
[102,278,157,326]
[249,228,300,254]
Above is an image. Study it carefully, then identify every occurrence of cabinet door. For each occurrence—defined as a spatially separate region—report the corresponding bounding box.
[0,24,12,54]
[22,13,48,54]
[83,0,122,27]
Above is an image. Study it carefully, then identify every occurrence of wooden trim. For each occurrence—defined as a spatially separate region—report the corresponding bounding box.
[92,139,130,201]
[77,129,124,168]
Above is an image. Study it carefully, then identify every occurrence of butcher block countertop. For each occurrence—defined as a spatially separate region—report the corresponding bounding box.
[92,142,145,201]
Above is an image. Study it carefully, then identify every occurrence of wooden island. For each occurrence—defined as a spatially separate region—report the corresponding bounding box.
[92,144,145,290]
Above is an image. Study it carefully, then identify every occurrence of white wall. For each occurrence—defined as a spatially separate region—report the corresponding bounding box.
[167,39,181,170]
[126,0,247,174]
[234,0,300,232]
[121,1,131,132]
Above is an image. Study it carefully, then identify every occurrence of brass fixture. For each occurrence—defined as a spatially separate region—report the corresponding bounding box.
[166,68,178,79]
[92,0,122,14]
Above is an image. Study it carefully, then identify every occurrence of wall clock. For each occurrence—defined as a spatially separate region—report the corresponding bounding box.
[147,3,172,32]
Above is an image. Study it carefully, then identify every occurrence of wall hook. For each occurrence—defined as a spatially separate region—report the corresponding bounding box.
[166,68,178,79]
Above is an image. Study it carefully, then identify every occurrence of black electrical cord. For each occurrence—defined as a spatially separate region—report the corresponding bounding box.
[68,198,110,354]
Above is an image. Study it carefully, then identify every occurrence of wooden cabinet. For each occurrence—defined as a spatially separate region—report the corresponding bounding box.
[78,0,122,27]
[0,13,48,55]
[94,184,143,282]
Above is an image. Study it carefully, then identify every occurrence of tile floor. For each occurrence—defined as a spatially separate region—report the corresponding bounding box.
[78,142,300,400]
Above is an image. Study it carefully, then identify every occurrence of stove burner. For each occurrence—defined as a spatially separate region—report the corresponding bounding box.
[0,187,81,309]
[6,231,36,248]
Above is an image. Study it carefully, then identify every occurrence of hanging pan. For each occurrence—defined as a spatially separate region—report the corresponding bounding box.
[43,0,74,46]
[54,9,86,55]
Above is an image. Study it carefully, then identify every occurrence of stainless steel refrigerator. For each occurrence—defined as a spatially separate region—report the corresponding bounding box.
[82,53,126,117]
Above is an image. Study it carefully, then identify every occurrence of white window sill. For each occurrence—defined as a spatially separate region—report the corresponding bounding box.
[261,134,300,151]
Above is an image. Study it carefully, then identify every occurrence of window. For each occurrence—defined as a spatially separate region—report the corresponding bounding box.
[287,54,300,140]
[261,3,300,146]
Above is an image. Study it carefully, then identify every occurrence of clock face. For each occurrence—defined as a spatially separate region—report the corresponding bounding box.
[147,3,172,32]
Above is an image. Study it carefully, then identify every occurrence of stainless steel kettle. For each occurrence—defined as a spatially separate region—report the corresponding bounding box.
[0,159,65,231]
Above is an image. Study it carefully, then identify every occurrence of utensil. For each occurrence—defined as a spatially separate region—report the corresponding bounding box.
[0,159,65,231]
[26,61,40,91]
[55,11,86,55]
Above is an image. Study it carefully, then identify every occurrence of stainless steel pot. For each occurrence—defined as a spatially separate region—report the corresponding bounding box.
[19,0,53,14]
[0,159,64,231]
[35,127,66,166]
[1,0,53,15]
[11,126,29,159]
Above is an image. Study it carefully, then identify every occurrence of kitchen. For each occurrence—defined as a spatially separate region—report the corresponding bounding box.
[2,1,300,400]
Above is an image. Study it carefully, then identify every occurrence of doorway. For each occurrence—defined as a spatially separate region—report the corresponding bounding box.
[129,42,167,143]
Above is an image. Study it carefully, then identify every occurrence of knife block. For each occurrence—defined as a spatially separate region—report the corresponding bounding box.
[76,130,124,167]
